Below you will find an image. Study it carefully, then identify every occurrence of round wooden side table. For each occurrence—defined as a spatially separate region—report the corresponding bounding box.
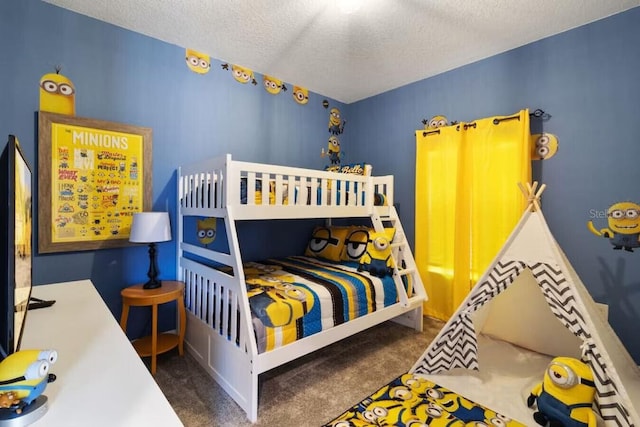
[119,280,186,375]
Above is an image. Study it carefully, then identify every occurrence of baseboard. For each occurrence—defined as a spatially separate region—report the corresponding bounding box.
[595,302,609,320]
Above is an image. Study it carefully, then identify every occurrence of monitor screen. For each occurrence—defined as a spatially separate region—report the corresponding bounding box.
[0,135,33,360]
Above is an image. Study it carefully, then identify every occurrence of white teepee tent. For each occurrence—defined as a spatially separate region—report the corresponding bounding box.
[411,183,640,426]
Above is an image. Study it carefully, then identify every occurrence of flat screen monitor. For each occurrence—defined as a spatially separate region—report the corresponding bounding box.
[0,134,33,361]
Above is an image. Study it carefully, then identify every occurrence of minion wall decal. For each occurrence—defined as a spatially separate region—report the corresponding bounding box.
[531,133,559,160]
[422,115,449,129]
[39,66,75,115]
[322,99,329,109]
[197,217,217,246]
[588,201,640,252]
[185,48,211,74]
[263,75,287,95]
[328,107,346,135]
[221,63,257,85]
[321,136,342,165]
[292,86,309,105]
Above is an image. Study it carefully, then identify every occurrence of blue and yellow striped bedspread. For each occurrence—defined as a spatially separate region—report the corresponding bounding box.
[244,256,398,353]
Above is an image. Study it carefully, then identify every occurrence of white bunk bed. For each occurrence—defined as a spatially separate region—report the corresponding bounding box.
[176,154,427,422]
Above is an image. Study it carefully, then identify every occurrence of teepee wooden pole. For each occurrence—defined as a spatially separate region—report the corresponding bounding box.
[519,181,546,212]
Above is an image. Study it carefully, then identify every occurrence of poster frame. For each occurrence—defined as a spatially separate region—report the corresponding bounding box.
[37,111,152,253]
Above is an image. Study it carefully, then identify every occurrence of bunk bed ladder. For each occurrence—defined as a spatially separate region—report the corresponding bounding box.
[370,206,425,306]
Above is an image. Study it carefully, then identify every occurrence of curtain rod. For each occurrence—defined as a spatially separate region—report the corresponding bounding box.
[493,108,546,125]
[421,108,547,137]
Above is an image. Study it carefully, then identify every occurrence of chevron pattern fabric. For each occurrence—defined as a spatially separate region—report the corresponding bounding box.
[530,262,632,427]
[412,259,633,427]
[412,260,525,374]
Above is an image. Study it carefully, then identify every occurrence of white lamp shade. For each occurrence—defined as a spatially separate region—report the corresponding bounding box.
[129,212,172,243]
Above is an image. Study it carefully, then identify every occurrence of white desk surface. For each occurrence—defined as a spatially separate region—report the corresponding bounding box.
[21,280,184,427]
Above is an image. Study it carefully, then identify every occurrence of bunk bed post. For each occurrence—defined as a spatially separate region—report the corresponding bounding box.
[225,158,261,421]
[221,208,261,422]
[176,166,184,282]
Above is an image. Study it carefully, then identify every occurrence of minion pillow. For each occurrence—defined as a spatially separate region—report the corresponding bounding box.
[342,227,396,264]
[358,228,396,278]
[341,226,371,262]
[304,226,350,262]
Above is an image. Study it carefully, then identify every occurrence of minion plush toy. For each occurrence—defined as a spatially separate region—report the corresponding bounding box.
[527,356,597,427]
[357,229,395,278]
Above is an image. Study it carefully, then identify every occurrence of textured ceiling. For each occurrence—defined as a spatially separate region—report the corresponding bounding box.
[43,0,640,103]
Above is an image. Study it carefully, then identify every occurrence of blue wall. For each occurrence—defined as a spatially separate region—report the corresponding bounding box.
[0,0,349,337]
[2,0,639,363]
[349,8,640,362]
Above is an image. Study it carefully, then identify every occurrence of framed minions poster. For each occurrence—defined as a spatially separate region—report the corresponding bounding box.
[37,112,152,253]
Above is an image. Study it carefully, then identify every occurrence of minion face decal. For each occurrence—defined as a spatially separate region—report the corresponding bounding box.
[531,133,558,160]
[587,201,640,252]
[221,63,258,85]
[39,67,75,116]
[292,86,309,105]
[423,115,449,130]
[197,217,217,246]
[263,75,287,95]
[185,48,211,74]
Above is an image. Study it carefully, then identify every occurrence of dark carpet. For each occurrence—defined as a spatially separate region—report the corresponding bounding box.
[153,317,443,426]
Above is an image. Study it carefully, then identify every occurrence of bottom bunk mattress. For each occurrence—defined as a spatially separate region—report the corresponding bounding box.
[243,256,398,354]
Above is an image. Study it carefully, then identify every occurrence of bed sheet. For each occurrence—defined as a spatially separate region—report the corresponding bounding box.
[244,256,398,354]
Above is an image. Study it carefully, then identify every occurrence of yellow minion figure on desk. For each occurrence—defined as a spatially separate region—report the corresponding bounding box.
[0,349,58,415]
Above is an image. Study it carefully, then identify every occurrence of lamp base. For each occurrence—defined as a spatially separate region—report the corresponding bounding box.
[143,279,162,290]
[143,242,162,290]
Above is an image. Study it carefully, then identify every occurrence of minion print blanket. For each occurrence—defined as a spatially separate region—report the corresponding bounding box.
[244,256,397,354]
[324,373,527,426]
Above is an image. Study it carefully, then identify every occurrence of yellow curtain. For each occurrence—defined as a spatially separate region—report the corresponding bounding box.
[415,109,532,320]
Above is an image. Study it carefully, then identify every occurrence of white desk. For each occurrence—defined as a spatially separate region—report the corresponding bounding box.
[20,280,183,427]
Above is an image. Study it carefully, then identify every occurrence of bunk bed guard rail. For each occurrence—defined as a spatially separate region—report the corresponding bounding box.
[178,154,394,220]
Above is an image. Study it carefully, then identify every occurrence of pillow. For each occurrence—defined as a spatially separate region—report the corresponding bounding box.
[357,228,396,278]
[341,226,371,262]
[304,226,350,261]
[342,227,396,263]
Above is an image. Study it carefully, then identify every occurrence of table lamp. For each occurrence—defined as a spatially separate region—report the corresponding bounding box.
[129,212,172,289]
